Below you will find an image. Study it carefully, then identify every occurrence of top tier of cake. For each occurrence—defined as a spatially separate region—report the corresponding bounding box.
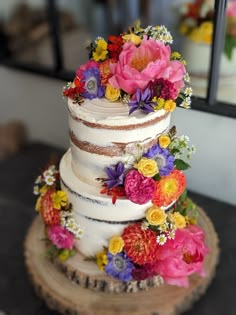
[68,98,171,186]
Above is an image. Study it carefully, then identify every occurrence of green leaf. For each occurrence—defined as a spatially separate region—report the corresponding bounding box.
[153,173,161,181]
[170,148,181,156]
[224,36,236,60]
[174,159,191,170]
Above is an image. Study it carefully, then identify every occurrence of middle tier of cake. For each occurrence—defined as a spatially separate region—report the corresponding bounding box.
[60,150,174,257]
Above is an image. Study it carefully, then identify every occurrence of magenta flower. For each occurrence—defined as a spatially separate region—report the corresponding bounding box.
[148,78,178,100]
[132,263,158,281]
[154,224,209,287]
[124,169,156,204]
[109,37,186,95]
[48,225,75,250]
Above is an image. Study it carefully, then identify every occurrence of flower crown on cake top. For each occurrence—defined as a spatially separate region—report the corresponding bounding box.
[63,22,192,113]
[179,0,236,60]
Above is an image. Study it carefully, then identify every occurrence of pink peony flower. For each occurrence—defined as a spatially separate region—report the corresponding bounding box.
[154,224,209,287]
[48,225,75,250]
[109,37,186,95]
[124,169,156,204]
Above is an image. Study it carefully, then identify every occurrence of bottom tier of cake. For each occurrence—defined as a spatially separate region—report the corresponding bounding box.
[24,207,219,315]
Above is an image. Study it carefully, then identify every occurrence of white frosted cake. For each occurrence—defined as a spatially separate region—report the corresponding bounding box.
[34,24,209,288]
[60,98,171,257]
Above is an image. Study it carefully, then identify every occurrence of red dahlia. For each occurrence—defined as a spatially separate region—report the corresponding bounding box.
[107,35,124,60]
[122,223,159,265]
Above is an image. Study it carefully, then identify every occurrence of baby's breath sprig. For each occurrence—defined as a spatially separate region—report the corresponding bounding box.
[142,25,173,44]
[60,210,84,239]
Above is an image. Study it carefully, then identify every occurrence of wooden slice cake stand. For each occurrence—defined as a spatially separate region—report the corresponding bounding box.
[24,207,219,315]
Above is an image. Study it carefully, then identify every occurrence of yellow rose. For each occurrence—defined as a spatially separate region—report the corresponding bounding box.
[122,33,141,45]
[96,250,108,271]
[135,157,158,177]
[108,236,124,255]
[164,100,176,112]
[146,206,167,226]
[105,84,121,102]
[159,135,171,148]
[169,212,186,229]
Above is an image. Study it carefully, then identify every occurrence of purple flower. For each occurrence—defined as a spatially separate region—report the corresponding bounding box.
[105,162,125,189]
[128,88,155,115]
[81,67,104,99]
[143,144,174,176]
[105,252,134,282]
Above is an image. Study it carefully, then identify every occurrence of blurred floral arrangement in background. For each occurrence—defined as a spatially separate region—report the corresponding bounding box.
[179,0,236,60]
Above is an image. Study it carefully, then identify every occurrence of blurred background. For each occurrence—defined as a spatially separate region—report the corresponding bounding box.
[0,0,236,206]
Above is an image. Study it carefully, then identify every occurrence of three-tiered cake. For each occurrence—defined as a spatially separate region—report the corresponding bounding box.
[33,24,209,291]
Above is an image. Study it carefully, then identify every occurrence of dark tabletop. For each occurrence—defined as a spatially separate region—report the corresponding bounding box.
[0,142,235,315]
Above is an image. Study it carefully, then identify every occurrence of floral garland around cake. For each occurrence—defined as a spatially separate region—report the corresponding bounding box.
[33,128,209,287]
[92,127,209,287]
[33,164,84,261]
[63,23,192,112]
[179,0,236,60]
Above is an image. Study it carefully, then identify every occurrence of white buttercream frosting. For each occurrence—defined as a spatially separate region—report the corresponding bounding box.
[68,98,171,185]
[68,97,167,126]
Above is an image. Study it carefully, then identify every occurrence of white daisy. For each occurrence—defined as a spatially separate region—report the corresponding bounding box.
[156,234,167,246]
[43,169,54,178]
[167,230,176,240]
[44,175,55,186]
[184,87,193,97]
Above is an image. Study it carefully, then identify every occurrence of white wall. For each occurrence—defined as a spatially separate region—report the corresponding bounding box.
[0,66,69,149]
[0,66,235,206]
